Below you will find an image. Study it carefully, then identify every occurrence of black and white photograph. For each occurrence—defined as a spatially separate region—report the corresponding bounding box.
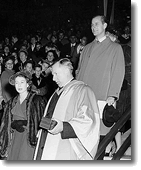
[0,0,135,167]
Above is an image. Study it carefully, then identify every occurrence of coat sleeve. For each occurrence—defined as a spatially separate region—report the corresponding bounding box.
[61,122,77,139]
[68,85,100,159]
[108,45,125,99]
[0,100,12,157]
[28,95,47,146]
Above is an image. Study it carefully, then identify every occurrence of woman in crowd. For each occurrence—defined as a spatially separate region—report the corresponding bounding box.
[0,71,47,160]
[14,50,29,72]
[0,56,17,102]
[45,50,58,66]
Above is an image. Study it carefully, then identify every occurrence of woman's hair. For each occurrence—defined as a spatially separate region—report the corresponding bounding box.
[4,56,15,65]
[9,71,32,87]
[16,75,32,91]
[46,50,58,61]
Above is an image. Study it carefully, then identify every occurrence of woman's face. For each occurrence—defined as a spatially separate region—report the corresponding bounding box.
[15,76,29,94]
[25,63,33,72]
[47,52,54,62]
[5,59,14,70]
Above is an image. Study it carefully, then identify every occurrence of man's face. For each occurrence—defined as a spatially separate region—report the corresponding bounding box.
[51,63,67,88]
[35,67,42,77]
[31,37,36,44]
[80,37,87,46]
[91,16,107,38]
[19,52,27,62]
[70,36,76,44]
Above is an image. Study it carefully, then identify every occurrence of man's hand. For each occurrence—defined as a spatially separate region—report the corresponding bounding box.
[106,96,116,106]
[48,118,63,135]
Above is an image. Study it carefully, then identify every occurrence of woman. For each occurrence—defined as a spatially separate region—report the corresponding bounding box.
[0,71,47,160]
[14,50,29,72]
[0,56,17,102]
[45,50,58,66]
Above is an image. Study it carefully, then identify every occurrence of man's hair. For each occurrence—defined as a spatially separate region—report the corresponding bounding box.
[24,60,34,68]
[54,58,73,72]
[92,15,108,25]
[35,64,42,70]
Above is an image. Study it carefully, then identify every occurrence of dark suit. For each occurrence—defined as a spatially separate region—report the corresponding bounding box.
[60,43,79,71]
[32,74,48,96]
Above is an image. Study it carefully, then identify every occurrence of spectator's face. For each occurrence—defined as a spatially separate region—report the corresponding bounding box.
[12,52,18,62]
[80,37,87,46]
[15,76,29,94]
[19,52,27,62]
[47,52,54,62]
[42,62,49,71]
[31,37,36,44]
[70,36,76,44]
[5,37,10,44]
[4,46,10,53]
[91,16,107,38]
[51,36,57,43]
[52,62,67,88]
[25,63,33,72]
[59,33,64,40]
[5,59,14,70]
[35,67,42,77]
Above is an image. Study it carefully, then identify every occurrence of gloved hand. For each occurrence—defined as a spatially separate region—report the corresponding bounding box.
[11,120,27,133]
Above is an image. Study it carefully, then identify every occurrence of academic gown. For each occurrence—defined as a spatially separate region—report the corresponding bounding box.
[34,80,100,160]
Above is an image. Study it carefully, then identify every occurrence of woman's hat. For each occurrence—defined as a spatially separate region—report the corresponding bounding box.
[9,70,32,85]
[102,104,121,127]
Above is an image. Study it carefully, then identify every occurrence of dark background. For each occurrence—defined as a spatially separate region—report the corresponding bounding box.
[0,0,131,38]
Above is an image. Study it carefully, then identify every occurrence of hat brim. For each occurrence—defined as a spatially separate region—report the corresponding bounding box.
[102,104,115,127]
[102,114,114,127]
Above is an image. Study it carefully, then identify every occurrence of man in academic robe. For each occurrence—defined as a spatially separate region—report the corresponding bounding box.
[34,58,100,160]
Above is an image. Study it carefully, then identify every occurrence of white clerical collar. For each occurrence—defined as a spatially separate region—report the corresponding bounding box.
[96,36,106,43]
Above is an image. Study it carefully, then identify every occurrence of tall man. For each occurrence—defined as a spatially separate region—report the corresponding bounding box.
[34,58,100,160]
[76,15,125,158]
